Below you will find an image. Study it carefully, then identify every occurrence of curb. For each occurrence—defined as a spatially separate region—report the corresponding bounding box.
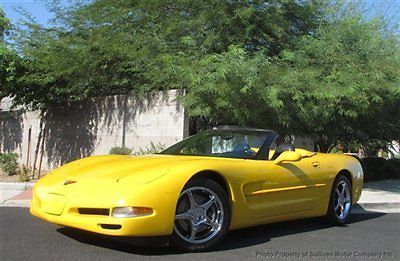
[359,202,400,209]
[0,182,36,190]
[353,203,400,214]
[1,200,31,208]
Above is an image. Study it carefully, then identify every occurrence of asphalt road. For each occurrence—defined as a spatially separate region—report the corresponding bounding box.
[1,208,399,261]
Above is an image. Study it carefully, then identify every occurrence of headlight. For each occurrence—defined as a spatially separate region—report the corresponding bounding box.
[111,207,153,218]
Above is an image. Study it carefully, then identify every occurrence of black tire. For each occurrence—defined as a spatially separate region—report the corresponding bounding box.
[170,178,231,252]
[326,174,352,225]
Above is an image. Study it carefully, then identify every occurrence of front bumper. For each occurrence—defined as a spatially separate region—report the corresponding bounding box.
[30,205,169,237]
[30,181,178,237]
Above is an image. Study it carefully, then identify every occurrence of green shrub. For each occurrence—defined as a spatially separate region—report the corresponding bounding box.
[109,147,132,155]
[0,153,19,176]
[18,165,31,182]
[361,157,400,182]
[382,159,400,179]
[134,142,166,156]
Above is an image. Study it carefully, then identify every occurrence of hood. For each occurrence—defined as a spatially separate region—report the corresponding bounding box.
[49,154,195,184]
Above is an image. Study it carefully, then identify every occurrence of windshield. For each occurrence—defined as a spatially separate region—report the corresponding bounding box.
[160,129,276,159]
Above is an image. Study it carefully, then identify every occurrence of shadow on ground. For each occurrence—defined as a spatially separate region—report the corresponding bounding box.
[56,209,385,256]
[363,180,400,193]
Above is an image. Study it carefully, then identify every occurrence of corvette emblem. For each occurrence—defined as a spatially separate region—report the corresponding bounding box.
[63,180,77,185]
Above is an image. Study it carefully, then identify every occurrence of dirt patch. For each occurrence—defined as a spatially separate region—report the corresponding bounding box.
[0,170,49,182]
[0,173,20,182]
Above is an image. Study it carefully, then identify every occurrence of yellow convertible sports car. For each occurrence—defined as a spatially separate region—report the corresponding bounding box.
[31,128,363,251]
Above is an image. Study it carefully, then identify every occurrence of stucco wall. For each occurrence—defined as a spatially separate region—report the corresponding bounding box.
[0,90,188,170]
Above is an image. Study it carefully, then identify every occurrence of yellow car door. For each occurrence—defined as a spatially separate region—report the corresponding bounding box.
[254,149,326,219]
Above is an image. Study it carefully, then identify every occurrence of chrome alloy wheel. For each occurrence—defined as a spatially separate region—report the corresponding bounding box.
[334,180,351,220]
[174,186,224,244]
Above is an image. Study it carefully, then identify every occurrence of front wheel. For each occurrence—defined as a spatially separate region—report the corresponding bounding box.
[170,178,231,252]
[326,175,352,225]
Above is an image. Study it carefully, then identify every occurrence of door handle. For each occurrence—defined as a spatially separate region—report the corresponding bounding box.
[312,162,320,168]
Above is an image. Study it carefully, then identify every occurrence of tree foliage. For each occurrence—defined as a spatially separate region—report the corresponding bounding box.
[0,8,10,39]
[266,14,400,151]
[182,4,400,151]
[0,8,17,98]
[3,1,400,152]
[7,0,324,109]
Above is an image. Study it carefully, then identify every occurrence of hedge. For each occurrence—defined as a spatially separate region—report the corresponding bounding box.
[361,157,400,182]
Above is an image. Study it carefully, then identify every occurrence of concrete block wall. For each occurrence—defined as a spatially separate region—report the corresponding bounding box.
[0,90,188,170]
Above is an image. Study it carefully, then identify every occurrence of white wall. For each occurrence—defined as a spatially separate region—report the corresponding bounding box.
[0,90,188,170]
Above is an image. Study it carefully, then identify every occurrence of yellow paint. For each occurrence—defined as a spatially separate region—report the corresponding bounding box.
[31,150,363,237]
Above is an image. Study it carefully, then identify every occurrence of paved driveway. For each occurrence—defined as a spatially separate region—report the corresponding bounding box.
[1,207,398,260]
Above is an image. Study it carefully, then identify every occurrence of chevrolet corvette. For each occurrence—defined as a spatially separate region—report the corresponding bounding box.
[30,128,363,251]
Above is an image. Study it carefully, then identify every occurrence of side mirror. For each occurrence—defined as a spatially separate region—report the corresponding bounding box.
[273,151,302,164]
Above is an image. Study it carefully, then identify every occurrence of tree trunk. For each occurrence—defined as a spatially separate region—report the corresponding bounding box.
[32,110,45,178]
[315,135,336,153]
[316,142,330,153]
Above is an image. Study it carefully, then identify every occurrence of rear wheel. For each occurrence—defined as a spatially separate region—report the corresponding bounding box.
[170,178,231,252]
[326,175,352,225]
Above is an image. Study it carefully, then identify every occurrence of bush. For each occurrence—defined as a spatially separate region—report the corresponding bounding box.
[18,165,31,182]
[109,147,132,155]
[0,153,19,176]
[382,159,400,179]
[361,157,400,182]
[134,142,166,156]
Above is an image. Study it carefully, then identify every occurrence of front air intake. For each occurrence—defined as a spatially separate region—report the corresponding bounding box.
[100,224,122,230]
[78,208,110,216]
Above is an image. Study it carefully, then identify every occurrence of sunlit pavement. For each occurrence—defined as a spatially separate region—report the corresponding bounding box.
[0,182,33,207]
